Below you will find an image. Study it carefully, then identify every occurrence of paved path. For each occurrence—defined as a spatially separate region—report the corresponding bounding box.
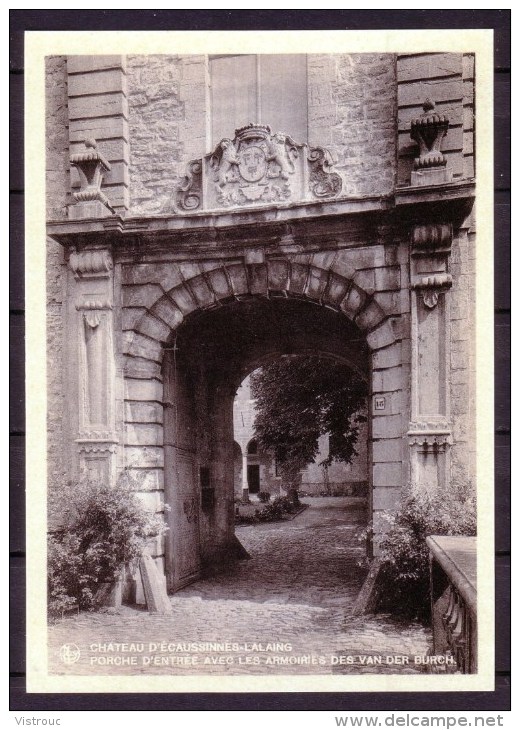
[48,498,431,676]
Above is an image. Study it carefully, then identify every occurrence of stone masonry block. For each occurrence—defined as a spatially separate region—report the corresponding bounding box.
[127,332,163,362]
[287,263,308,296]
[323,272,350,307]
[150,297,184,331]
[397,54,462,83]
[366,320,397,351]
[124,401,164,424]
[68,68,127,97]
[205,267,233,300]
[123,355,162,380]
[168,284,197,315]
[70,138,127,162]
[372,438,403,463]
[121,467,164,492]
[373,464,403,488]
[124,446,164,468]
[69,116,130,143]
[372,342,402,370]
[125,377,165,408]
[122,306,147,331]
[375,266,401,291]
[355,300,386,332]
[248,264,268,296]
[67,55,126,74]
[373,486,403,510]
[371,390,403,416]
[340,284,366,319]
[372,414,403,440]
[267,259,290,291]
[122,284,164,309]
[68,93,129,121]
[372,366,403,393]
[398,78,463,108]
[226,264,249,296]
[125,423,164,447]
[373,292,402,316]
[304,266,328,300]
[135,491,163,515]
[137,314,171,343]
[187,275,216,308]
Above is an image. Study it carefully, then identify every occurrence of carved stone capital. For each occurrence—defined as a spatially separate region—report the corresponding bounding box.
[69,250,113,279]
[76,437,119,454]
[410,100,452,186]
[411,273,453,308]
[408,420,453,448]
[411,223,452,256]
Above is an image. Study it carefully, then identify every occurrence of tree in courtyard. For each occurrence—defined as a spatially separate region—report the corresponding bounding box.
[249,355,368,502]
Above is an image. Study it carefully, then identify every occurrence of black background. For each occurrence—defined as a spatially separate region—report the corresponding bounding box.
[9,8,511,713]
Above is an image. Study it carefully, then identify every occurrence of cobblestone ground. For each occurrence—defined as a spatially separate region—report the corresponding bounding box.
[48,498,431,676]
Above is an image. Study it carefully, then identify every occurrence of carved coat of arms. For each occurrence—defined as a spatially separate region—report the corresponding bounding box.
[176,122,342,212]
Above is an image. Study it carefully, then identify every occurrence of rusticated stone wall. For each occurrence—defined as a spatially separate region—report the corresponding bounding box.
[307,53,397,196]
[46,57,69,519]
[127,55,208,216]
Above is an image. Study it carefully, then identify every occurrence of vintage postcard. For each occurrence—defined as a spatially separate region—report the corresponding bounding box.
[25,29,495,694]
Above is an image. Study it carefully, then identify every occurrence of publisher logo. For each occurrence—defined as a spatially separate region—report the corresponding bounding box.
[59,643,80,665]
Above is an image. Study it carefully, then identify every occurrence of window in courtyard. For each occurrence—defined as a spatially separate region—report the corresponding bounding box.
[209,54,308,147]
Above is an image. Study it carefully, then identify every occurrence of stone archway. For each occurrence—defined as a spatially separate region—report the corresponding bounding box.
[122,258,403,592]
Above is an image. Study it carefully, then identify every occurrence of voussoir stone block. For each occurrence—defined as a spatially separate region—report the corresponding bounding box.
[137,314,171,342]
[323,272,350,307]
[354,300,386,332]
[366,319,398,350]
[226,264,249,296]
[287,263,309,295]
[340,283,366,319]
[267,259,290,291]
[168,284,197,315]
[150,297,184,331]
[186,274,216,308]
[127,332,163,362]
[205,267,233,300]
[248,263,268,296]
[305,266,328,300]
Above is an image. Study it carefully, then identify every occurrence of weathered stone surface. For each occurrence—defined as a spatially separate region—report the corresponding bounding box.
[121,466,164,492]
[372,414,404,440]
[67,55,126,74]
[372,366,403,393]
[397,53,462,82]
[124,378,163,403]
[125,445,164,468]
[139,554,172,614]
[124,401,164,424]
[122,283,164,309]
[372,438,403,464]
[340,284,366,319]
[373,464,403,489]
[125,423,164,447]
[372,342,403,370]
[126,332,163,362]
[371,390,403,417]
[355,300,386,332]
[69,116,130,144]
[150,297,184,331]
[123,355,162,380]
[68,93,129,121]
[373,486,403,509]
[398,78,463,108]
[137,314,171,343]
[68,68,127,97]
[366,319,401,351]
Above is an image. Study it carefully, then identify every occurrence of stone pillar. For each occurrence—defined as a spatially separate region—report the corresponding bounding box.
[241,451,249,501]
[68,249,118,484]
[408,224,453,492]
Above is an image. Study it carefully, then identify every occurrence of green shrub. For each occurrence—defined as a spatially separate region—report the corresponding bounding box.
[48,475,168,615]
[375,481,476,621]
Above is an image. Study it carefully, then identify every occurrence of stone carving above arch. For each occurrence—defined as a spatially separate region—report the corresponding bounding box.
[176,123,343,213]
[123,258,398,368]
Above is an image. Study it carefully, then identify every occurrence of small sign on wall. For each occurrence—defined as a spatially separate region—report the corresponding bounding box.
[374,396,386,411]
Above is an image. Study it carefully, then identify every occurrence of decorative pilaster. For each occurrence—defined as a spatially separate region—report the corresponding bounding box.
[69,249,118,484]
[408,223,453,492]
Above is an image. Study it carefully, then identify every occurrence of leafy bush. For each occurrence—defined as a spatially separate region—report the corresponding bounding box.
[374,481,476,621]
[48,476,168,615]
[256,495,301,522]
[257,491,271,503]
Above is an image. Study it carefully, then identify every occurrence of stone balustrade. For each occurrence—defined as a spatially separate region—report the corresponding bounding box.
[427,535,477,674]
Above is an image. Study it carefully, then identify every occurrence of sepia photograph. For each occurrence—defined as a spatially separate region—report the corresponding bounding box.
[22,27,496,695]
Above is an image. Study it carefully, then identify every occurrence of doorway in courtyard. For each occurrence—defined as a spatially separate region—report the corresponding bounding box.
[161,295,373,593]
